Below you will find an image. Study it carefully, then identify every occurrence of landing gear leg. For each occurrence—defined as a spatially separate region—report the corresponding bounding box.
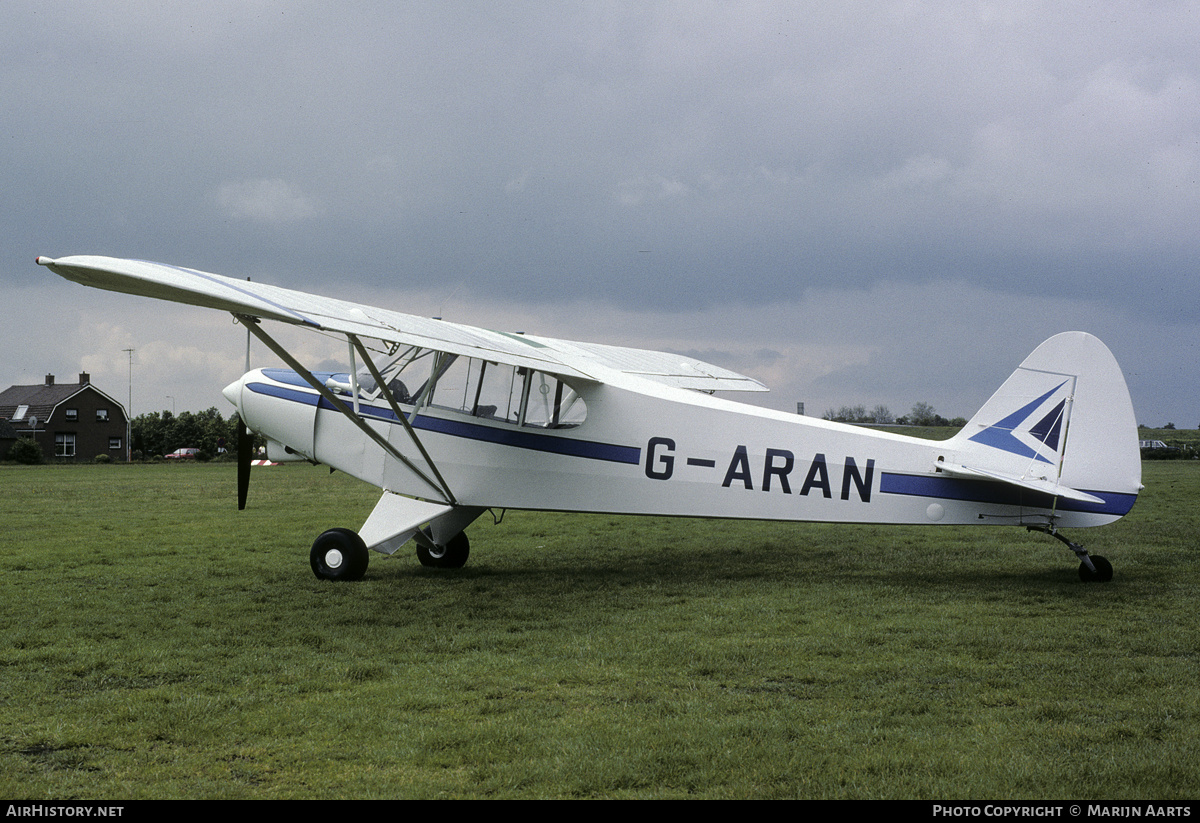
[1027,525,1113,583]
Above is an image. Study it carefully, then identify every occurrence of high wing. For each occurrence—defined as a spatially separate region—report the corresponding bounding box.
[36,255,766,393]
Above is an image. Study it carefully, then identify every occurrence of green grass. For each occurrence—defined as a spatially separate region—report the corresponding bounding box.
[1,460,1198,798]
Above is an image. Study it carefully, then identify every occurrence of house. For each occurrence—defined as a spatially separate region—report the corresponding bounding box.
[0,373,129,462]
[0,419,17,460]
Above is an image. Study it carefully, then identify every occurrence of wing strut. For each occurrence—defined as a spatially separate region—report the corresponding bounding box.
[346,333,456,505]
[235,314,456,505]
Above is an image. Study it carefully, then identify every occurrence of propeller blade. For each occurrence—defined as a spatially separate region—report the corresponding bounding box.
[237,416,253,510]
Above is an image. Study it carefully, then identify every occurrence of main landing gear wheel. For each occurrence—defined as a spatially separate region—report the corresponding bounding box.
[310,528,369,581]
[416,530,470,569]
[1079,554,1114,583]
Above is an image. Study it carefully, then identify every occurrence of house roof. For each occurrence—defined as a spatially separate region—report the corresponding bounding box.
[0,378,126,425]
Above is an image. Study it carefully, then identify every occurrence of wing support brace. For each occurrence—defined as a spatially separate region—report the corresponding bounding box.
[235,314,456,505]
[346,333,456,502]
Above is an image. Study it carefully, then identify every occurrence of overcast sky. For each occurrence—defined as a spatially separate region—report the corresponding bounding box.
[3,1,1197,428]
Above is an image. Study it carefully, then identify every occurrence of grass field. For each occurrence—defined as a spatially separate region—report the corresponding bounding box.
[1,458,1198,799]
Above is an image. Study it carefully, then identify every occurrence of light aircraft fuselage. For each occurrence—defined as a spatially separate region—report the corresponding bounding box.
[225,346,1135,529]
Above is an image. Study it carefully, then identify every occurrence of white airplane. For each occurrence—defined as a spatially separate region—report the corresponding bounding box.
[38,255,1142,583]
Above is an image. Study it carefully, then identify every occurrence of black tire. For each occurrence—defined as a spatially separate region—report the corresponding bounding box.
[1078,554,1113,583]
[311,528,369,581]
[416,530,470,569]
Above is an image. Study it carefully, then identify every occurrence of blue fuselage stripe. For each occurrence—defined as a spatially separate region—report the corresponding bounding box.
[879,472,1137,516]
[246,381,641,465]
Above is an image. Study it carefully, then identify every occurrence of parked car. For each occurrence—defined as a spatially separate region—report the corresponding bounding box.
[165,448,200,460]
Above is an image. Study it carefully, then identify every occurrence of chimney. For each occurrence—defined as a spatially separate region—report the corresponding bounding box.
[79,372,90,385]
[45,374,54,386]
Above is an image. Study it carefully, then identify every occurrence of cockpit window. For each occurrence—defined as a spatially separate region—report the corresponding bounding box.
[352,347,585,429]
[356,346,436,405]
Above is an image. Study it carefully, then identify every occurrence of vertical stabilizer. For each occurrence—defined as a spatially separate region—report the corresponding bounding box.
[948,332,1141,509]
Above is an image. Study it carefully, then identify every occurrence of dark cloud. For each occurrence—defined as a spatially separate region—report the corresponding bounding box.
[3,1,1197,425]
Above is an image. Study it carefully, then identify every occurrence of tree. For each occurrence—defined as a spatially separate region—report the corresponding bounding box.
[132,407,243,458]
[131,410,169,456]
[909,402,939,426]
[823,405,869,423]
[870,405,894,425]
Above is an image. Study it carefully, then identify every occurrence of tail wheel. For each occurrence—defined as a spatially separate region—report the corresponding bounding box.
[1078,555,1114,583]
[416,530,470,569]
[311,528,369,581]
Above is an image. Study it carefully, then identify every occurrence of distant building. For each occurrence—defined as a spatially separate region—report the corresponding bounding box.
[0,419,18,459]
[0,373,129,462]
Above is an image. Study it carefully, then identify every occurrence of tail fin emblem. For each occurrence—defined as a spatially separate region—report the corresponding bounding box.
[968,380,1069,463]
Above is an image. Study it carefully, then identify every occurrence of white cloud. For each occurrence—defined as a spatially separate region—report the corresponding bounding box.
[615,175,693,207]
[215,178,322,224]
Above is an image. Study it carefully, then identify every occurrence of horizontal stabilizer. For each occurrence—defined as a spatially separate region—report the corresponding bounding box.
[936,461,1105,505]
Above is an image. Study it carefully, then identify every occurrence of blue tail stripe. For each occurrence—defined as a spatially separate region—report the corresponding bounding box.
[879,471,1136,516]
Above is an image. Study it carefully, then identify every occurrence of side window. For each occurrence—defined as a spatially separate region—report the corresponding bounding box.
[428,355,479,413]
[65,409,78,422]
[96,409,109,422]
[391,349,437,405]
[522,372,585,429]
[476,362,523,423]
